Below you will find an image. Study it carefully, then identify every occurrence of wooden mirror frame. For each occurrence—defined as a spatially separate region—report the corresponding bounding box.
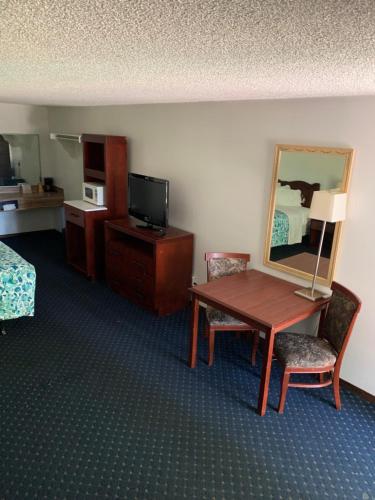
[263,144,354,286]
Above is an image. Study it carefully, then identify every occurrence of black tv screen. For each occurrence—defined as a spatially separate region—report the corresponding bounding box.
[128,173,169,228]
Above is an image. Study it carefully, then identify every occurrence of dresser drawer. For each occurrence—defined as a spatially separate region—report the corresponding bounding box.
[106,240,129,260]
[65,206,85,227]
[107,243,154,279]
[107,275,154,310]
[125,252,154,278]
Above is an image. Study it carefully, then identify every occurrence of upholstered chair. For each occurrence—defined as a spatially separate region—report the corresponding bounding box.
[204,252,260,366]
[274,281,361,413]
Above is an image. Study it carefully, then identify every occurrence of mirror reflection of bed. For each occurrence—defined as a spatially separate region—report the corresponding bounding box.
[270,179,333,278]
[264,145,353,285]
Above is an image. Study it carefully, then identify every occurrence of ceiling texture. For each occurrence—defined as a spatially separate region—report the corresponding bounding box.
[1,0,375,106]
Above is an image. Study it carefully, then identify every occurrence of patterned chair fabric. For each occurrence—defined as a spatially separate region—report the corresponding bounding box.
[206,306,247,326]
[321,287,358,353]
[207,257,247,282]
[206,257,248,326]
[275,286,359,369]
[0,241,36,320]
[275,332,337,368]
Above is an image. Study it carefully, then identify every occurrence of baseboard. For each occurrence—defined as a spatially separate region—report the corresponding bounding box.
[340,379,375,404]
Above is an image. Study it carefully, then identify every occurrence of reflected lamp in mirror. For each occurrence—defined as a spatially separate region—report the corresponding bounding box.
[263,144,354,286]
[295,191,347,301]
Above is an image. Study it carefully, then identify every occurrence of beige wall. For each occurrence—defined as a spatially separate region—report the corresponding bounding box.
[0,103,62,234]
[47,97,375,395]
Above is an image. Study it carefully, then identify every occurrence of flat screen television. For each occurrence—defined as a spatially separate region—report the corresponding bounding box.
[128,173,169,230]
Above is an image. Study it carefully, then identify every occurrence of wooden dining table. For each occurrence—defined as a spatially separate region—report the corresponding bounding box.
[189,269,330,416]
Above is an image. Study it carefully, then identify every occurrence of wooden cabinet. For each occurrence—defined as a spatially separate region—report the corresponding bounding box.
[105,217,194,316]
[64,200,109,279]
[64,134,127,279]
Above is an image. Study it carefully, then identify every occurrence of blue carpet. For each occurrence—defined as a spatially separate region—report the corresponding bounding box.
[0,230,374,499]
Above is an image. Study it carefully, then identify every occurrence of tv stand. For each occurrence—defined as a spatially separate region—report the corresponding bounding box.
[136,223,164,232]
[105,217,194,315]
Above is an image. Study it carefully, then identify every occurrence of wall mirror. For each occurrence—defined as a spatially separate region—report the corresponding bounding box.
[0,134,41,187]
[264,144,354,286]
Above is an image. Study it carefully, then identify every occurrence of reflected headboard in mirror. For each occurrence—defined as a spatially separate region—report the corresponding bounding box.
[264,144,354,286]
[0,134,41,187]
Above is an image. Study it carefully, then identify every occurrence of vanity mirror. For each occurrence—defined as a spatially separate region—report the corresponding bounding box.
[264,144,354,286]
[0,134,41,187]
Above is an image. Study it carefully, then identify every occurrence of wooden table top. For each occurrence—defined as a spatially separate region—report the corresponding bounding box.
[190,269,329,332]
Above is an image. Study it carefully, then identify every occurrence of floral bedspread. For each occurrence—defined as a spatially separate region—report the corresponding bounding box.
[0,241,36,320]
[271,209,289,247]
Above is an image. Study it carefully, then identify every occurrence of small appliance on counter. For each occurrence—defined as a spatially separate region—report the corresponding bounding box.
[43,177,54,192]
[82,181,106,206]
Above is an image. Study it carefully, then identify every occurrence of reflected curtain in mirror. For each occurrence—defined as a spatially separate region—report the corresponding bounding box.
[264,144,354,286]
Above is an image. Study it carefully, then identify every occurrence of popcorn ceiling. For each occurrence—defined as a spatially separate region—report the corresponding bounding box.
[0,0,375,105]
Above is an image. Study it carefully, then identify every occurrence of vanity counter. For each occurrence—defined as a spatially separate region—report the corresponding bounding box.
[0,186,64,211]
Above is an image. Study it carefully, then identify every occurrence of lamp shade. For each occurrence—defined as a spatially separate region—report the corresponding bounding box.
[309,191,347,222]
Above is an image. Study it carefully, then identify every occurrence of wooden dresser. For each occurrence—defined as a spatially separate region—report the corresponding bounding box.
[105,217,194,316]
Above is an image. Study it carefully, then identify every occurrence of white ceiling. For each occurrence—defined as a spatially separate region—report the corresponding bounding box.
[1,0,375,106]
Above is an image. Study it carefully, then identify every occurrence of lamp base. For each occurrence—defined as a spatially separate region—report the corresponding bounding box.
[294,287,327,301]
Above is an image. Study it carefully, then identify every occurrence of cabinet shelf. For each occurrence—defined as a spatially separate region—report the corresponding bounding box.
[84,168,106,182]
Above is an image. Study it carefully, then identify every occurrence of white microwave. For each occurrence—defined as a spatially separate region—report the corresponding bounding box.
[82,182,106,206]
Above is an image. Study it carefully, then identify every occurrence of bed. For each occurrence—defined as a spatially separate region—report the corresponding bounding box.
[0,241,36,327]
[271,180,320,248]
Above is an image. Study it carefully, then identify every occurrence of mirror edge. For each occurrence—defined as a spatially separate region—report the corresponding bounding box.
[263,144,354,286]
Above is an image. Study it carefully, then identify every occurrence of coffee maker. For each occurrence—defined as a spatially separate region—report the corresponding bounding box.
[43,177,54,192]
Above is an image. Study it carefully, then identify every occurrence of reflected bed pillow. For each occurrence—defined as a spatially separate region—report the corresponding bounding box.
[276,186,302,206]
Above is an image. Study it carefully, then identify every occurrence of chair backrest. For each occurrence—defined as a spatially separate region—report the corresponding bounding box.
[205,252,250,282]
[322,282,361,356]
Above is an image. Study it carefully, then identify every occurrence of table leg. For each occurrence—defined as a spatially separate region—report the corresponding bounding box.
[257,329,276,416]
[189,295,199,368]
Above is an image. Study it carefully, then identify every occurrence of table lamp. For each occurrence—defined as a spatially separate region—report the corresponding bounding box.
[295,190,347,301]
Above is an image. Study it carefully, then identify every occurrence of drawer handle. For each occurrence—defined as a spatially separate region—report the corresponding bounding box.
[134,291,144,300]
[132,260,146,272]
[70,213,80,218]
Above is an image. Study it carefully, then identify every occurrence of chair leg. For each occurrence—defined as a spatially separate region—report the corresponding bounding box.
[251,331,259,366]
[208,329,215,367]
[333,370,341,410]
[278,370,290,414]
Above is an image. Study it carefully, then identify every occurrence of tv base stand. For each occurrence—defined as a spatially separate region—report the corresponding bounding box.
[135,223,165,234]
[105,217,194,316]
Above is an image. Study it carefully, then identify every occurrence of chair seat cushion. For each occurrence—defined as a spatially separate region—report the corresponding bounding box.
[274,332,337,368]
[206,306,247,326]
